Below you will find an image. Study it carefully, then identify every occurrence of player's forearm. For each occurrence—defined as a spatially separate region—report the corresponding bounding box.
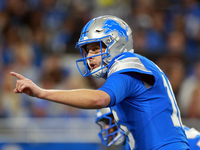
[39,89,110,109]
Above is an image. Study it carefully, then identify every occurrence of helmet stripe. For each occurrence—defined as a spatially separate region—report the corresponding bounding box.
[80,18,95,41]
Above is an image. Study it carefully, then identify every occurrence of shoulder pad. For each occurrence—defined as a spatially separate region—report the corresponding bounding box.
[108,55,152,77]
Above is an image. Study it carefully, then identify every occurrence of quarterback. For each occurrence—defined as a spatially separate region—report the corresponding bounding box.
[11,15,190,150]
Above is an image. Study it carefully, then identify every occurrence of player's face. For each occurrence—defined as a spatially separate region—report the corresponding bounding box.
[105,117,116,131]
[84,42,106,70]
[104,115,118,139]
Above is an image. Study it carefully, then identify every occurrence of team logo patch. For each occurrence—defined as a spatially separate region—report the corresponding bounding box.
[102,19,129,41]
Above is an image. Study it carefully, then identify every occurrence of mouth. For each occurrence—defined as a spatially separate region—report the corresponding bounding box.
[109,135,113,140]
[90,63,96,70]
[87,59,96,70]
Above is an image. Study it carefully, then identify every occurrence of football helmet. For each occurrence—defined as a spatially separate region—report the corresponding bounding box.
[95,108,126,147]
[76,15,133,78]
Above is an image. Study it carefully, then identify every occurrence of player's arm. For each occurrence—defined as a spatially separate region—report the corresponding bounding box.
[42,89,110,109]
[10,72,110,109]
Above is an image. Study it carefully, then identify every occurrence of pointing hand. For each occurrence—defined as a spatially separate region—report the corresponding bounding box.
[10,72,42,97]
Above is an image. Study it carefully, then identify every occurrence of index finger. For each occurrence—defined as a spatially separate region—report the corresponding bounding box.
[10,72,26,80]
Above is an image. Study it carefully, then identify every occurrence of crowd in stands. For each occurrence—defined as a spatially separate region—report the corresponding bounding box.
[0,0,200,118]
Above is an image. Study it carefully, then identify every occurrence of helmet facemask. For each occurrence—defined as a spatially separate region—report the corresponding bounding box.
[95,110,125,147]
[76,37,113,78]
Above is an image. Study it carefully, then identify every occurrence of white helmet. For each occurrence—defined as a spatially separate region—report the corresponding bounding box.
[75,15,133,78]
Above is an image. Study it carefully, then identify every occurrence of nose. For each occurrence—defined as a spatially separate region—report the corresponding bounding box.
[105,125,114,134]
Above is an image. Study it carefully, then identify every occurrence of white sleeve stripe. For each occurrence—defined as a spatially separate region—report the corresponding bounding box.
[108,57,151,77]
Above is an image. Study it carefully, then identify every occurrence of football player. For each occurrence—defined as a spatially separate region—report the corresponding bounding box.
[11,15,190,149]
[96,108,200,150]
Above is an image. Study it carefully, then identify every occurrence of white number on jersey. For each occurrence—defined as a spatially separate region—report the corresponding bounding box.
[112,109,135,150]
[184,127,200,148]
[161,74,182,127]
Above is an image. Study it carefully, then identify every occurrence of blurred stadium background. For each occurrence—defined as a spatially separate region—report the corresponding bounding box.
[0,0,200,149]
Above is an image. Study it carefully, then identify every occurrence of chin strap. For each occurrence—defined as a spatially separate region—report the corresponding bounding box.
[113,131,126,147]
[87,59,92,70]
[91,66,107,78]
[87,59,107,78]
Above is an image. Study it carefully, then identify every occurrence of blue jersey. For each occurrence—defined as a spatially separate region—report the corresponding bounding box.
[98,52,190,150]
[184,126,200,150]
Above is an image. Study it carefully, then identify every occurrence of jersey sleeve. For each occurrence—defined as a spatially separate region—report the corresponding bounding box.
[98,72,143,107]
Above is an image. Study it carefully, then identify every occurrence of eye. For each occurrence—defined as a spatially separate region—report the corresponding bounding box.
[94,47,99,50]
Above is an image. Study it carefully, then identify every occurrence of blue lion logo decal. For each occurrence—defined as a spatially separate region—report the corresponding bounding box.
[102,19,129,41]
